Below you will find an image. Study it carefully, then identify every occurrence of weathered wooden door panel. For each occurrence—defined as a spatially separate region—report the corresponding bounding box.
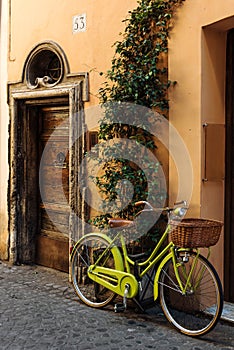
[35,106,70,272]
[40,208,69,236]
[35,235,69,273]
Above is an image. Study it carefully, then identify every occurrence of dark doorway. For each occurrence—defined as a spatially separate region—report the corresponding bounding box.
[17,99,70,272]
[225,28,234,302]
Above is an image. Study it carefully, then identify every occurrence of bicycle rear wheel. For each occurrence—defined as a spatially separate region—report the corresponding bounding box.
[159,251,223,337]
[71,234,116,308]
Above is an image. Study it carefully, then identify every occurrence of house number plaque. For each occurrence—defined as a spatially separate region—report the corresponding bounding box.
[73,14,87,33]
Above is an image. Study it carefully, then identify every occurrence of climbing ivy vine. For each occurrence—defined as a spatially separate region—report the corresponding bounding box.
[90,0,184,236]
[99,0,184,109]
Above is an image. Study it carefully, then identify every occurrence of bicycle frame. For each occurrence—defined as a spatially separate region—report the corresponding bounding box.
[85,221,200,301]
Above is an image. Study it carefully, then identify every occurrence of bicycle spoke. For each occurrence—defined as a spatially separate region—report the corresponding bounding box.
[158,268,182,294]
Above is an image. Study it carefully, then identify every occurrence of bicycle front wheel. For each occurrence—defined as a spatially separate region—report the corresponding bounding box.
[71,234,117,308]
[159,251,223,337]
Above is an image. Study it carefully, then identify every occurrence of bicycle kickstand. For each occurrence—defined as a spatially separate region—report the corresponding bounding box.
[114,283,130,313]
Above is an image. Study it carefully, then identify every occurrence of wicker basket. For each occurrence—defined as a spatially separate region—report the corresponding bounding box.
[170,218,223,248]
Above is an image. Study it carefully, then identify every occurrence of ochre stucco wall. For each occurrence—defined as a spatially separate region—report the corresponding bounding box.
[168,0,234,281]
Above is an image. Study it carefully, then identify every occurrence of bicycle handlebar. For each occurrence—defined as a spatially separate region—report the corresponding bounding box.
[134,201,154,210]
[174,200,187,206]
[134,201,188,220]
[134,200,187,212]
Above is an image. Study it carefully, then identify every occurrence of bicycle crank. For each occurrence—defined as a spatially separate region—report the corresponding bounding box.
[88,265,138,298]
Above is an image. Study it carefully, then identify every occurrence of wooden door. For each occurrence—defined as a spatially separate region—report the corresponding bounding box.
[35,106,70,272]
[225,29,234,302]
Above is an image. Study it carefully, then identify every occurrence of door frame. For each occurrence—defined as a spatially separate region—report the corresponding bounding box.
[225,28,234,302]
[8,83,86,265]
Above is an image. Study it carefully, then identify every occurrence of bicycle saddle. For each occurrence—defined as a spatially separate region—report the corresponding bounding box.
[108,218,134,228]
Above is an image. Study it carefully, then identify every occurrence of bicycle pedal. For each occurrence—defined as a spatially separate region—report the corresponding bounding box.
[114,303,126,313]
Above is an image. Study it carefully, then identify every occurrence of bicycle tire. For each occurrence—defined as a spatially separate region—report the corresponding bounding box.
[71,234,117,308]
[159,251,223,337]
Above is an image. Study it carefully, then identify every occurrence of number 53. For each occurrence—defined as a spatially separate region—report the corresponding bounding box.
[73,14,86,33]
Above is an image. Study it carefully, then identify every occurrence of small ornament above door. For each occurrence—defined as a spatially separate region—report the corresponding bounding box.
[25,47,63,89]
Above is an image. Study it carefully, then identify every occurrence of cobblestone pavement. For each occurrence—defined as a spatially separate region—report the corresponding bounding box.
[0,261,233,350]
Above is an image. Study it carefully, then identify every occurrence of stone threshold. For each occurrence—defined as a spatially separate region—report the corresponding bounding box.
[221,302,234,323]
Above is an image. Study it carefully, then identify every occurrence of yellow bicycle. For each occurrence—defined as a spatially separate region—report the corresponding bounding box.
[70,201,223,337]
